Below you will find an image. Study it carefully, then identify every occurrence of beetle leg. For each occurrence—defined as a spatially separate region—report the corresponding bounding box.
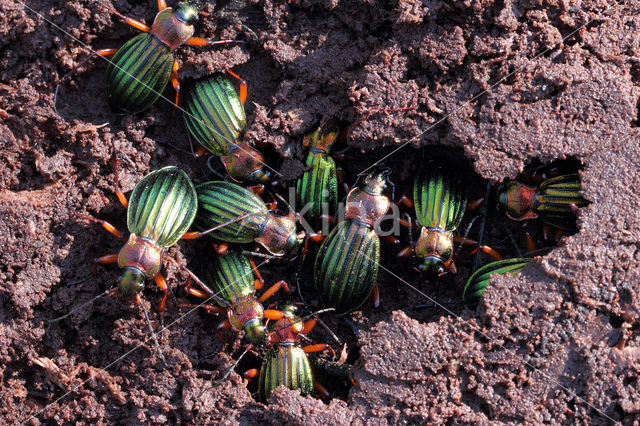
[249,259,264,289]
[185,37,242,47]
[263,310,285,320]
[397,216,418,230]
[179,231,200,240]
[301,318,317,335]
[184,277,209,299]
[460,239,502,261]
[258,280,289,302]
[313,381,330,398]
[170,59,180,108]
[225,70,247,105]
[67,183,126,239]
[178,302,227,314]
[96,48,117,57]
[153,274,169,312]
[525,230,536,253]
[111,143,128,209]
[106,6,150,32]
[302,343,333,355]
[397,245,413,258]
[157,0,167,10]
[213,242,229,254]
[467,197,484,211]
[203,305,227,314]
[248,184,265,195]
[381,235,399,245]
[372,284,380,308]
[395,194,413,209]
[243,369,259,380]
[194,146,208,158]
[444,259,457,276]
[92,254,118,274]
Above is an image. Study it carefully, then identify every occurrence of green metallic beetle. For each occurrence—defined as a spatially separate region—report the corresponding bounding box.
[195,181,306,256]
[462,258,532,310]
[295,127,339,221]
[182,73,271,182]
[242,305,330,402]
[92,0,238,113]
[70,166,198,308]
[314,172,391,315]
[403,152,501,276]
[497,173,589,230]
[182,250,291,346]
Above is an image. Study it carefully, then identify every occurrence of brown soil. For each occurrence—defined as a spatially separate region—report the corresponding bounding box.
[1,0,639,424]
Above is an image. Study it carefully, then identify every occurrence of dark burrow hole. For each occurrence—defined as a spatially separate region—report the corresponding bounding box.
[609,314,624,328]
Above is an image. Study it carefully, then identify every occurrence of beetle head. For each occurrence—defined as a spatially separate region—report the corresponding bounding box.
[420,255,446,276]
[119,268,146,298]
[175,1,201,24]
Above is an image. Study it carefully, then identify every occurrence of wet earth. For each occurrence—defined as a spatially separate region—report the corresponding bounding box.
[1,0,639,424]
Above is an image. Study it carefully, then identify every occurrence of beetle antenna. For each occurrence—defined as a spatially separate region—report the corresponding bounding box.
[452,215,478,259]
[274,193,295,216]
[215,347,250,385]
[240,250,277,261]
[136,294,167,366]
[196,211,264,238]
[314,317,342,346]
[472,182,491,271]
[49,287,118,322]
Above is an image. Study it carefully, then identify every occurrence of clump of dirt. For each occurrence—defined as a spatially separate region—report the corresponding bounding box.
[1,0,639,423]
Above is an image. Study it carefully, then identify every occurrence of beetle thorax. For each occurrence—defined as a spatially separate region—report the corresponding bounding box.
[150,8,196,51]
[498,181,538,221]
[118,234,163,279]
[229,297,265,330]
[415,227,453,263]
[269,315,302,345]
[345,187,390,228]
[255,214,299,256]
[221,142,270,183]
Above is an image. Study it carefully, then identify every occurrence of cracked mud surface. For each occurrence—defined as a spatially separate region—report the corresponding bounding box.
[1,0,639,423]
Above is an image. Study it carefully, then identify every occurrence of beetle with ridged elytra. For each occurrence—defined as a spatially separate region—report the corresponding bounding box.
[194,180,324,258]
[462,258,532,310]
[182,72,271,182]
[67,164,202,310]
[398,151,502,276]
[56,0,241,114]
[313,171,392,316]
[243,304,332,402]
[294,126,340,221]
[497,173,589,231]
[181,250,292,346]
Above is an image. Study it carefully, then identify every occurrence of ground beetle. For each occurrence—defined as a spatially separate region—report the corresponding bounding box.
[195,180,315,257]
[84,0,239,113]
[182,73,271,182]
[313,172,391,315]
[295,126,339,221]
[182,250,290,346]
[243,305,331,402]
[401,152,501,275]
[462,258,532,310]
[497,173,589,230]
[68,165,198,310]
